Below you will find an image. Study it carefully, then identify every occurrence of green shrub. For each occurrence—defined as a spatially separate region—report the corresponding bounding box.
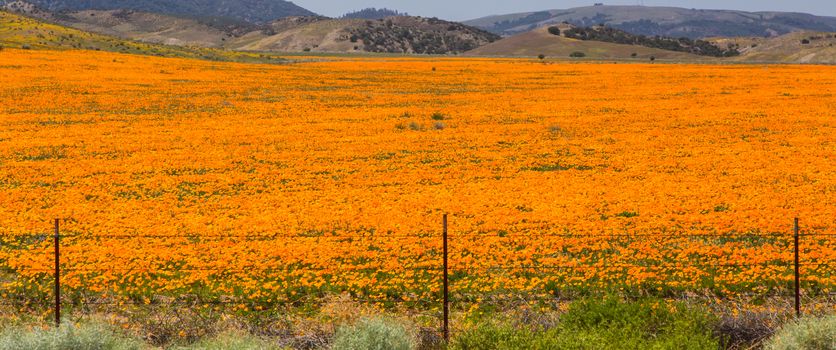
[569,51,586,58]
[547,26,561,36]
[764,314,836,350]
[431,112,445,121]
[173,331,282,350]
[450,323,539,349]
[450,297,720,350]
[0,320,144,350]
[332,317,416,350]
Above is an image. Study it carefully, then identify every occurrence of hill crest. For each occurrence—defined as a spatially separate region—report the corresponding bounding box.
[1,0,317,24]
[466,5,836,39]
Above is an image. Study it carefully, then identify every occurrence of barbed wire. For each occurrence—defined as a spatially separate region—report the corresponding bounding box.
[14,266,443,273]
[6,260,833,274]
[2,291,834,308]
[2,232,835,241]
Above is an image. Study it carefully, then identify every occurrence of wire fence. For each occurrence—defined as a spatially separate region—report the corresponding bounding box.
[0,216,834,341]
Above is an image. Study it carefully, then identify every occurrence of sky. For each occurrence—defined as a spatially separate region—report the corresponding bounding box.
[290,0,836,21]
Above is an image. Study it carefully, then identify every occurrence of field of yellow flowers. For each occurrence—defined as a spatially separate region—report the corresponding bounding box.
[0,49,834,309]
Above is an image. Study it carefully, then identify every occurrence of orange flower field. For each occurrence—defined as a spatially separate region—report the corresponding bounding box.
[0,49,834,309]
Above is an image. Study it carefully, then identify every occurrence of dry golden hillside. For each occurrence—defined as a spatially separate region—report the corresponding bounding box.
[714,32,836,64]
[6,5,499,55]
[0,10,285,62]
[466,25,704,61]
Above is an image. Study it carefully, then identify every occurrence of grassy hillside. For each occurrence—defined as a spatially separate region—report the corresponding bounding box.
[236,17,362,52]
[465,25,703,61]
[53,10,236,48]
[239,16,501,54]
[18,0,316,24]
[714,31,836,64]
[0,10,285,63]
[12,7,501,55]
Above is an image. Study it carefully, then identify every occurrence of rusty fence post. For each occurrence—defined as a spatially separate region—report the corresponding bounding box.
[442,214,449,342]
[54,218,61,327]
[794,217,800,318]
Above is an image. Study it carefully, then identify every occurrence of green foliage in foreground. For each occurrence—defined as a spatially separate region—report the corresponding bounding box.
[764,314,836,350]
[450,297,721,350]
[173,331,285,350]
[0,321,289,350]
[0,320,144,350]
[332,316,417,350]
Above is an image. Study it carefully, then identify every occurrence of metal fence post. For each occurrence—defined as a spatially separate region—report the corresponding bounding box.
[794,217,800,318]
[54,218,61,327]
[442,214,449,342]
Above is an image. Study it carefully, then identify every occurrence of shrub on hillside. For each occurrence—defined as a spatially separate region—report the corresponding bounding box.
[332,317,416,350]
[547,26,561,36]
[801,39,811,44]
[569,51,586,58]
[0,320,144,350]
[763,314,836,350]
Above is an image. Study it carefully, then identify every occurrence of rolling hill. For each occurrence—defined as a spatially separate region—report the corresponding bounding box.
[229,16,500,54]
[4,4,500,55]
[46,9,241,48]
[466,23,836,64]
[466,5,836,39]
[0,10,285,62]
[3,2,834,63]
[714,32,836,64]
[465,24,702,60]
[2,0,316,24]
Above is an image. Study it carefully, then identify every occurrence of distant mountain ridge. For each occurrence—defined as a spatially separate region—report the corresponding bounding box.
[4,0,316,23]
[466,5,836,39]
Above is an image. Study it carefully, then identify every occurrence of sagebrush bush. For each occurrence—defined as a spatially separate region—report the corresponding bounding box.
[0,320,144,350]
[331,317,416,350]
[764,314,836,350]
